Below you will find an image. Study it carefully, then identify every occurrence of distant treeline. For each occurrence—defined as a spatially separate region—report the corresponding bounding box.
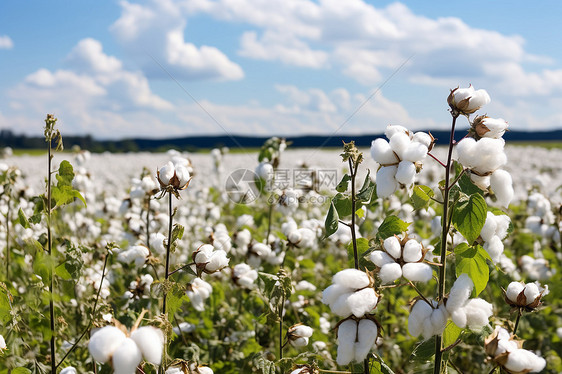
[1,128,561,153]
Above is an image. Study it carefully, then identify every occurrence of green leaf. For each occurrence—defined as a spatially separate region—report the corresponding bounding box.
[0,283,13,325]
[455,244,490,296]
[24,238,44,253]
[324,200,339,238]
[33,251,55,283]
[443,320,463,348]
[336,173,351,192]
[18,208,30,228]
[333,193,352,217]
[411,185,434,210]
[377,215,410,239]
[51,160,87,208]
[452,193,487,243]
[458,171,482,196]
[10,369,32,374]
[412,336,436,361]
[347,238,370,263]
[357,170,375,203]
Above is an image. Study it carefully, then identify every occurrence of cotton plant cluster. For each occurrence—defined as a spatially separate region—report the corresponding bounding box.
[504,281,548,309]
[444,274,493,329]
[370,125,434,198]
[480,211,511,263]
[485,326,546,373]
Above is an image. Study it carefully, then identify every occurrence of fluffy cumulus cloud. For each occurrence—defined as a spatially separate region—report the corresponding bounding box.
[0,35,14,49]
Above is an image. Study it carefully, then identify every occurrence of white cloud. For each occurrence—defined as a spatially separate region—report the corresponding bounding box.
[0,35,13,49]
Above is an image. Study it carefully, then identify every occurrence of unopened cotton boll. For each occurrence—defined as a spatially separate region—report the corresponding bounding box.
[355,319,378,362]
[375,166,398,198]
[490,169,513,208]
[379,262,402,284]
[88,326,127,363]
[336,319,357,366]
[402,262,433,282]
[370,138,399,165]
[112,338,143,374]
[395,161,416,185]
[383,236,402,259]
[130,326,164,365]
[402,240,422,262]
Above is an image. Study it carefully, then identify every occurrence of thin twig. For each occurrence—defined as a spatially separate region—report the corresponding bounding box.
[428,152,446,168]
[408,280,432,307]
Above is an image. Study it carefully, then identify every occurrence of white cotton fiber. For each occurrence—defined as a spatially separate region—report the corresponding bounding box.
[322,284,347,307]
[389,132,411,159]
[408,300,433,337]
[504,349,546,373]
[456,138,477,168]
[413,132,432,148]
[496,337,518,356]
[355,319,378,362]
[130,326,164,365]
[371,139,399,165]
[480,212,497,242]
[88,326,127,363]
[376,166,398,198]
[506,282,525,303]
[379,263,402,284]
[402,240,422,263]
[490,169,514,208]
[402,263,433,283]
[385,125,409,139]
[430,305,448,336]
[523,283,540,304]
[337,320,357,366]
[421,318,434,340]
[370,250,394,267]
[347,288,378,318]
[463,298,493,328]
[333,269,370,289]
[470,173,490,190]
[450,308,468,328]
[483,235,503,263]
[494,214,511,240]
[331,291,354,317]
[446,274,473,312]
[402,142,428,163]
[112,338,143,374]
[471,138,506,174]
[395,161,416,185]
[383,236,402,259]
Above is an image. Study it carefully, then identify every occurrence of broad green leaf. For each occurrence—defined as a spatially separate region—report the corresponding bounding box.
[377,215,410,239]
[411,185,434,210]
[51,160,86,207]
[18,208,30,228]
[357,170,375,203]
[55,263,72,280]
[455,244,490,296]
[324,200,339,238]
[356,207,365,219]
[347,237,370,263]
[452,193,487,243]
[336,173,351,192]
[458,172,482,196]
[33,251,55,283]
[443,320,463,347]
[333,193,352,217]
[412,336,436,361]
[10,369,31,374]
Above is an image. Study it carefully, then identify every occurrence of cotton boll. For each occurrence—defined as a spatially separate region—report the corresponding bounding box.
[470,173,490,190]
[408,300,433,337]
[355,319,378,362]
[402,240,422,263]
[456,138,477,168]
[385,125,409,139]
[446,274,473,312]
[450,308,468,328]
[504,349,546,373]
[480,212,498,242]
[112,338,143,374]
[402,262,433,283]
[483,236,503,264]
[472,138,507,174]
[463,298,493,328]
[421,318,435,340]
[389,132,411,159]
[490,169,514,208]
[496,337,518,356]
[333,269,370,289]
[395,161,416,185]
[337,320,357,366]
[322,284,348,306]
[494,214,511,240]
[370,250,394,267]
[379,263,402,284]
[413,132,432,148]
[402,142,428,163]
[383,236,402,259]
[89,326,127,363]
[370,139,399,165]
[60,367,77,374]
[523,283,540,304]
[130,326,164,365]
[331,291,354,317]
[376,166,398,198]
[506,282,525,303]
[347,288,378,318]
[430,305,448,336]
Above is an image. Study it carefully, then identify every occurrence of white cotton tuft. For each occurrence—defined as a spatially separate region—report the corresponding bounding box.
[376,166,398,198]
[370,250,394,267]
[88,326,127,363]
[130,326,164,365]
[456,138,477,169]
[333,269,370,289]
[470,173,490,190]
[490,169,514,208]
[383,236,402,259]
[112,338,143,374]
[494,214,511,240]
[322,284,347,306]
[446,274,473,312]
[430,305,449,336]
[331,291,354,317]
[355,319,378,362]
[385,125,409,139]
[480,212,498,242]
[389,132,411,159]
[402,262,433,283]
[408,299,433,337]
[483,235,504,264]
[379,263,402,284]
[402,142,428,163]
[523,283,540,303]
[463,298,493,328]
[504,349,546,373]
[347,288,378,318]
[506,282,525,303]
[450,308,468,328]
[413,132,432,148]
[337,320,357,366]
[402,239,422,263]
[371,139,399,165]
[395,161,416,185]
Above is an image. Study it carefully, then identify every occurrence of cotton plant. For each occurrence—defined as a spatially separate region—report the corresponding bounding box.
[480,211,511,263]
[485,326,546,373]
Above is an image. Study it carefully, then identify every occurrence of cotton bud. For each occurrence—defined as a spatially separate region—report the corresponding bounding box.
[232,263,258,289]
[447,85,491,115]
[473,116,508,139]
[504,281,547,310]
[192,244,229,275]
[157,161,191,190]
[287,324,314,347]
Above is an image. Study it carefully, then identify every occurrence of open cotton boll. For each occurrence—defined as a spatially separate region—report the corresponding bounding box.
[408,299,433,337]
[322,284,348,306]
[395,161,416,185]
[389,132,411,159]
[385,125,409,139]
[506,282,525,303]
[333,269,370,289]
[89,326,127,363]
[355,319,378,362]
[490,169,514,208]
[402,262,433,283]
[470,173,490,190]
[480,212,498,242]
[463,298,493,328]
[112,338,143,374]
[402,142,428,163]
[472,138,507,174]
[370,139,399,165]
[347,288,378,318]
[370,250,395,267]
[331,291,355,317]
[504,349,546,373]
[402,240,422,263]
[496,337,519,356]
[383,236,402,259]
[375,166,398,198]
[446,274,473,312]
[379,263,402,284]
[158,161,175,186]
[523,283,540,303]
[130,326,164,365]
[337,320,357,366]
[413,132,432,148]
[430,305,448,335]
[456,138,477,168]
[494,214,511,240]
[483,236,503,264]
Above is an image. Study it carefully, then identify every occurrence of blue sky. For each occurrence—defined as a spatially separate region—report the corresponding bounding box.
[1,0,562,139]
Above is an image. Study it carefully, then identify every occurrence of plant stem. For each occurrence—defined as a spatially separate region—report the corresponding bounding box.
[146,195,151,250]
[434,113,458,374]
[348,159,359,269]
[47,135,57,374]
[5,201,10,280]
[163,192,173,315]
[513,308,522,335]
[279,293,285,360]
[266,200,274,244]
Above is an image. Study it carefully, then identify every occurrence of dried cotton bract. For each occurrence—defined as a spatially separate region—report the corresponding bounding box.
[322,269,379,318]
